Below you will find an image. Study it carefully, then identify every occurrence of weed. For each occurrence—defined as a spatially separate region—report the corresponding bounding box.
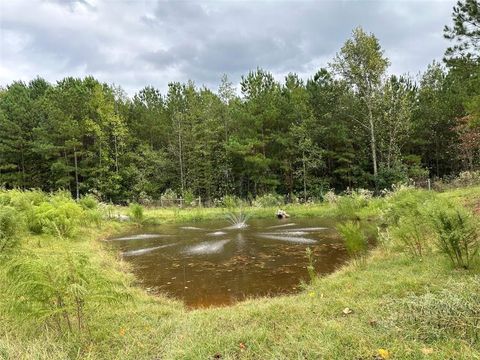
[336,221,368,264]
[5,250,127,336]
[252,193,284,207]
[432,205,479,269]
[79,195,99,210]
[128,203,144,223]
[0,206,22,254]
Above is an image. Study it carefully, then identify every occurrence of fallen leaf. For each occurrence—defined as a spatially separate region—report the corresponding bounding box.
[239,342,246,350]
[421,347,434,355]
[342,307,353,315]
[376,348,390,359]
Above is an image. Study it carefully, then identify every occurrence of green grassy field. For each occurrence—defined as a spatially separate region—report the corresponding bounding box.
[1,187,479,359]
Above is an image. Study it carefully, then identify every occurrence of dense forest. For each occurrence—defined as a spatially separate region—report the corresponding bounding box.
[1,2,480,204]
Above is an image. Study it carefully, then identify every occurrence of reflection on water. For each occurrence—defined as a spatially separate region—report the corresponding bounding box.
[184,239,230,255]
[257,233,317,244]
[107,217,348,308]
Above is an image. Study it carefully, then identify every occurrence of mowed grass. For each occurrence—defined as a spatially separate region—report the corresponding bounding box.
[1,187,480,359]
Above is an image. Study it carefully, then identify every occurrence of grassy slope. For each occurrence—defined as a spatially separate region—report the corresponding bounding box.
[1,187,479,359]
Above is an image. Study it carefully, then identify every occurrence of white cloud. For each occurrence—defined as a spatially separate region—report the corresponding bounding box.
[0,0,455,95]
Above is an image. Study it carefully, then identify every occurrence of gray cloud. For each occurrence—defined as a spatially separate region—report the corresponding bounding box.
[0,0,455,95]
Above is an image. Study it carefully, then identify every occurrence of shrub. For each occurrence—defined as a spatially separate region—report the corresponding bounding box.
[160,188,178,207]
[336,197,360,220]
[79,195,103,227]
[137,191,153,206]
[336,197,361,220]
[7,189,46,211]
[381,188,433,226]
[83,208,103,227]
[183,189,196,207]
[99,203,115,220]
[381,189,435,256]
[128,203,144,223]
[336,221,368,264]
[335,189,374,220]
[5,251,127,335]
[432,205,479,269]
[219,195,244,209]
[391,216,430,257]
[0,206,22,254]
[323,190,338,204]
[253,193,284,208]
[452,171,480,188]
[79,194,98,210]
[35,201,85,238]
[0,191,11,206]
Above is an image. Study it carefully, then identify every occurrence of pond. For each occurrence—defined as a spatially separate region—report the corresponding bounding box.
[107,217,349,308]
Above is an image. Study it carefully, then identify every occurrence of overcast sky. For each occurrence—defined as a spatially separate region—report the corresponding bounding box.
[0,0,455,95]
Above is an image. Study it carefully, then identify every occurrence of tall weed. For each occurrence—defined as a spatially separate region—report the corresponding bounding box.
[79,195,98,210]
[336,221,368,264]
[5,251,128,336]
[128,203,144,223]
[253,193,284,208]
[0,206,22,254]
[382,188,435,256]
[35,201,84,239]
[432,205,479,269]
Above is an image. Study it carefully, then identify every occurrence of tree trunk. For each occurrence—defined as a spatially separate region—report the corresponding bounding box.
[73,145,79,200]
[114,135,119,173]
[64,150,72,193]
[20,147,26,189]
[302,151,307,203]
[368,105,378,179]
[177,116,185,195]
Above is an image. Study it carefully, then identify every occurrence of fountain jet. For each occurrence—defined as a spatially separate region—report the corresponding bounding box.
[225,211,249,229]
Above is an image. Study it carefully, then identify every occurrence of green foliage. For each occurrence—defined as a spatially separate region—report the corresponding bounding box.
[217,195,244,209]
[335,190,372,220]
[0,206,21,254]
[1,22,480,203]
[79,195,98,210]
[336,221,368,263]
[128,203,144,223]
[5,251,127,336]
[161,189,178,207]
[431,204,479,269]
[382,188,433,226]
[382,189,447,257]
[0,190,101,238]
[182,189,196,207]
[444,0,480,62]
[34,198,84,239]
[391,216,430,257]
[252,193,284,208]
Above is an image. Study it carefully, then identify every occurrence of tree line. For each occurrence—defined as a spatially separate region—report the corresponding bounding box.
[1,2,480,203]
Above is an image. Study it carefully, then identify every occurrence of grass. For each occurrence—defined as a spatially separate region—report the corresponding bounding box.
[1,186,480,359]
[116,197,383,225]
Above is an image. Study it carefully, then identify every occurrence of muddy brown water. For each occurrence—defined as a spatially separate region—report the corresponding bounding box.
[107,217,349,308]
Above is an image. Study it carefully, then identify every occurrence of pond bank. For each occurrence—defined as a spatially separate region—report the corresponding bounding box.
[1,186,480,359]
